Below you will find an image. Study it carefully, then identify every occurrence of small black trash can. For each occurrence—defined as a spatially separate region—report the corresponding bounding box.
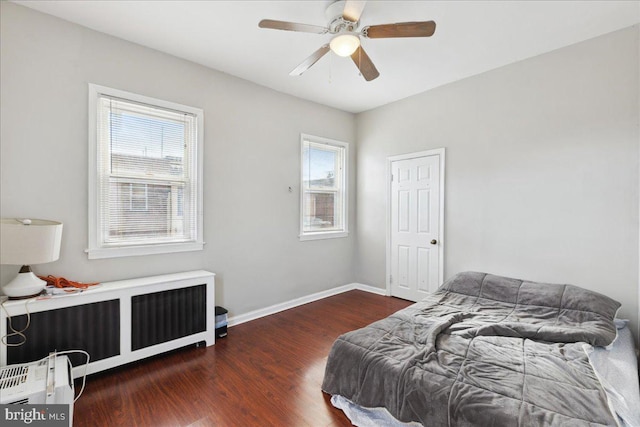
[215,306,228,338]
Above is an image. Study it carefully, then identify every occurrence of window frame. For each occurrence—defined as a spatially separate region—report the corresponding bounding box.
[299,133,349,241]
[87,84,204,259]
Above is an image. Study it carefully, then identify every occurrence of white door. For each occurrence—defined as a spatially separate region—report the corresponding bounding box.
[389,150,443,301]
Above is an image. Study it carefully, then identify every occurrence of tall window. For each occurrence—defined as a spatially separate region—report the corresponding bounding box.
[300,134,348,241]
[88,84,203,259]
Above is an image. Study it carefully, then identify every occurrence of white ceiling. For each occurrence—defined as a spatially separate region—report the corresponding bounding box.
[14,1,640,113]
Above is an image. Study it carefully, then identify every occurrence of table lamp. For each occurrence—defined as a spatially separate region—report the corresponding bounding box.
[0,218,63,298]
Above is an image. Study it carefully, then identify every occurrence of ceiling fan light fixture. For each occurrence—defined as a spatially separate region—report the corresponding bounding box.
[330,33,360,57]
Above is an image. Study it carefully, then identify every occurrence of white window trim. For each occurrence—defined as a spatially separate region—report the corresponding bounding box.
[299,133,349,241]
[87,84,204,259]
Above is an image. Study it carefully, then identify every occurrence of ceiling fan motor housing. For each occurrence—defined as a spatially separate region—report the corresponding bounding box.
[326,1,359,33]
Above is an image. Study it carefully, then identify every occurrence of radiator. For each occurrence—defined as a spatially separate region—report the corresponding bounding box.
[131,285,207,350]
[1,271,215,378]
[6,300,120,367]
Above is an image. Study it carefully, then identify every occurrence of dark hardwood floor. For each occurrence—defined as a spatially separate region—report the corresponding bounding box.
[73,290,412,426]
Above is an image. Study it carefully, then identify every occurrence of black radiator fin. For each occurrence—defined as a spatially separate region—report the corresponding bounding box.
[131,284,206,351]
[6,300,120,366]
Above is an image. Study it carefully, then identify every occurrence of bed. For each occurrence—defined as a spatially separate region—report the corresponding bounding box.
[322,272,640,426]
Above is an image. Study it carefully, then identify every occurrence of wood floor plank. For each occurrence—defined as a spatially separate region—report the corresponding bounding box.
[73,290,412,426]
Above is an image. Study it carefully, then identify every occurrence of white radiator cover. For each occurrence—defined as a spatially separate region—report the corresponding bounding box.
[0,271,215,378]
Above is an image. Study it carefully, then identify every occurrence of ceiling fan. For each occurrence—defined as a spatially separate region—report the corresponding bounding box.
[258,0,436,82]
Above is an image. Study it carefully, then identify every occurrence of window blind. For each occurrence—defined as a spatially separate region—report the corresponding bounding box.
[96,95,198,247]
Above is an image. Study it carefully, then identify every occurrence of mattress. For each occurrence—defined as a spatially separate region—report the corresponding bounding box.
[323,272,623,425]
[330,321,640,427]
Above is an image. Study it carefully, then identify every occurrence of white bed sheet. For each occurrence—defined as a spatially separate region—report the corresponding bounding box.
[331,321,639,427]
[588,320,640,427]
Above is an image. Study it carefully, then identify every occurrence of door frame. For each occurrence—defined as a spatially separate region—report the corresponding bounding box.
[386,148,445,297]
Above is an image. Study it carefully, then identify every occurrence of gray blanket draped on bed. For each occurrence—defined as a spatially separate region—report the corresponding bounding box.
[322,272,621,426]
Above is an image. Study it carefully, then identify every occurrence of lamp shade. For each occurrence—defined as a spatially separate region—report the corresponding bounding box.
[0,218,63,265]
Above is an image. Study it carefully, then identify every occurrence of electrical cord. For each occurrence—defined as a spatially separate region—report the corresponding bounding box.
[0,297,36,347]
[0,298,91,403]
[55,349,90,402]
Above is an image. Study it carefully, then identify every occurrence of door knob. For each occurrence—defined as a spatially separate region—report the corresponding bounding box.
[430,239,437,245]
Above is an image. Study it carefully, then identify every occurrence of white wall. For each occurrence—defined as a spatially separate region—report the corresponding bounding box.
[356,26,640,339]
[0,2,356,316]
[2,2,638,342]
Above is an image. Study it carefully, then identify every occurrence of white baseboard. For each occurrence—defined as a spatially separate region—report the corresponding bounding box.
[227,282,387,327]
[351,282,389,296]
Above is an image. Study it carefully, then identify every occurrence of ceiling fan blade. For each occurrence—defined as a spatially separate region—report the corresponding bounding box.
[259,19,328,34]
[350,46,379,81]
[342,0,367,23]
[363,21,436,38]
[290,44,331,76]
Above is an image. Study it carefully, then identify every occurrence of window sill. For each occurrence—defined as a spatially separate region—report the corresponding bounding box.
[86,241,204,259]
[299,231,348,242]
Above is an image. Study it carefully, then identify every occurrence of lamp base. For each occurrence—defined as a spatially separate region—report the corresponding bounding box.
[2,269,46,298]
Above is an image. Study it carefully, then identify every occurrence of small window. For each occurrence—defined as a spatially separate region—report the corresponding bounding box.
[87,84,204,259]
[300,134,348,241]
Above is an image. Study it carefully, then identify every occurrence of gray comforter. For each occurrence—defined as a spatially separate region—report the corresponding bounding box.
[322,272,622,426]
